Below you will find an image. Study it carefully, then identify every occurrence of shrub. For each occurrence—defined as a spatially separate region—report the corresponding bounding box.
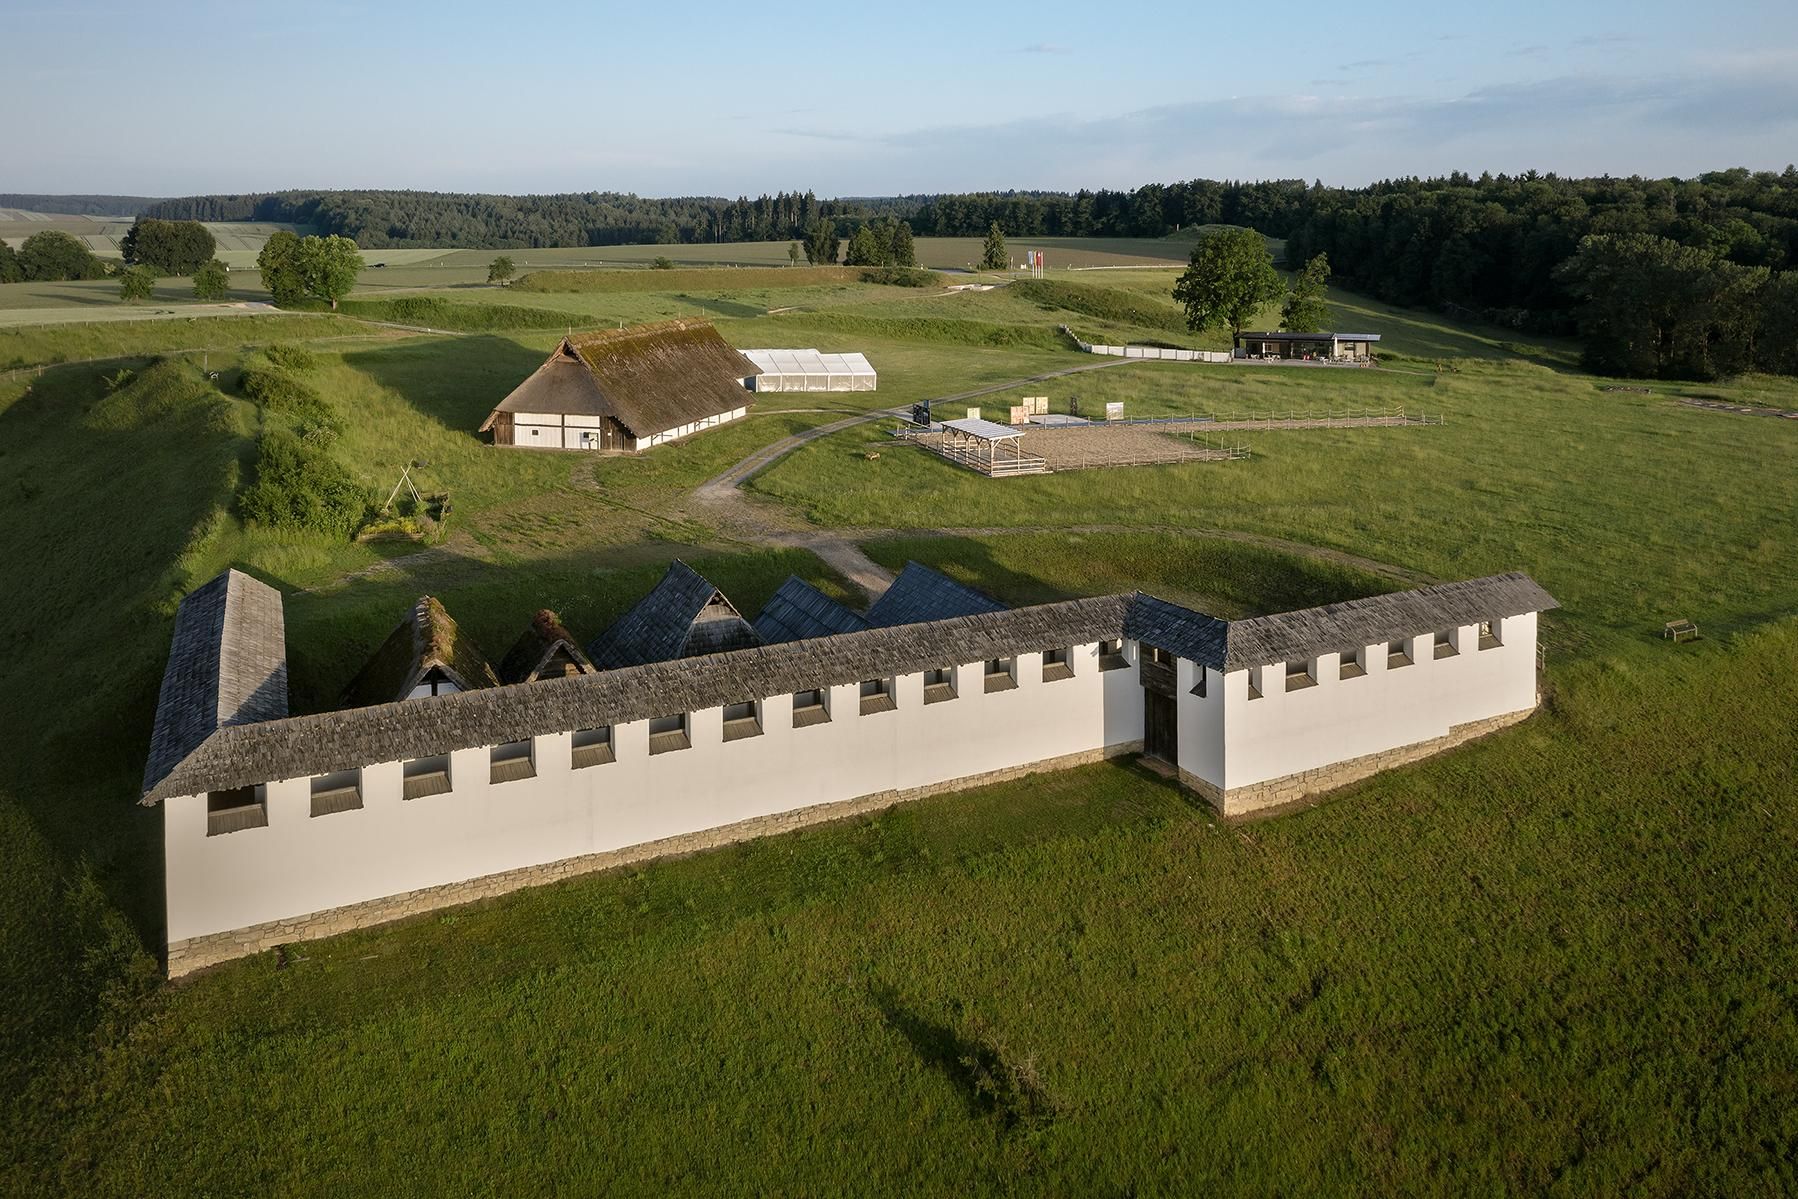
[263,343,318,373]
[241,363,343,442]
[651,256,675,270]
[238,429,367,537]
[860,267,939,288]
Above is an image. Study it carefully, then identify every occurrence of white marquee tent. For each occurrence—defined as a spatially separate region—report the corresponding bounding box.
[740,348,877,392]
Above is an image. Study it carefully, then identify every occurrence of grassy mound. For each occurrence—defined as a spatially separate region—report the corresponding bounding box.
[514,266,862,293]
[1010,278,1189,334]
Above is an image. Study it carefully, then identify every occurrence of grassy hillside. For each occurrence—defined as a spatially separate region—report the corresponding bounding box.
[2,266,1797,1194]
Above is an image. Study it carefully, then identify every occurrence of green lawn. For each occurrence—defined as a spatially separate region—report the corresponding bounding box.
[3,267,1797,1195]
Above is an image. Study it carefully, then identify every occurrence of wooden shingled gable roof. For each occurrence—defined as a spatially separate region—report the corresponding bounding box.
[1127,572,1559,672]
[478,318,760,439]
[865,562,1008,628]
[585,559,762,670]
[339,596,501,708]
[754,576,871,644]
[498,609,596,684]
[142,569,288,800]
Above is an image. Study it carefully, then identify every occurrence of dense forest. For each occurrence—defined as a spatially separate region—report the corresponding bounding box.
[0,194,160,216]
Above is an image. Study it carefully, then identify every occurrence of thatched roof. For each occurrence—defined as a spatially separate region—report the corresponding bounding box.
[498,610,595,684]
[142,569,288,800]
[866,562,1007,628]
[586,560,762,669]
[339,596,500,708]
[478,318,760,439]
[141,568,1559,804]
[755,576,871,644]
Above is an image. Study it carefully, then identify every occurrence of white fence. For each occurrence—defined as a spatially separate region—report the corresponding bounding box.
[1062,326,1231,363]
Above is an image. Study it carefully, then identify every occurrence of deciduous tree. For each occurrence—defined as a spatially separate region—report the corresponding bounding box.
[258,230,305,304]
[192,258,230,301]
[788,241,801,267]
[0,241,20,283]
[1281,252,1332,332]
[487,256,515,285]
[121,218,217,275]
[1173,227,1284,338]
[294,234,364,309]
[118,264,156,303]
[19,230,105,281]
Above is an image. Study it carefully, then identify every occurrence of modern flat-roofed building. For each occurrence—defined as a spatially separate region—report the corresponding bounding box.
[1233,331,1380,361]
[143,562,1556,975]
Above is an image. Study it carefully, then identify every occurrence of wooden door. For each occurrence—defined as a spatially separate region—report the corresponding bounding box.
[1144,691,1177,763]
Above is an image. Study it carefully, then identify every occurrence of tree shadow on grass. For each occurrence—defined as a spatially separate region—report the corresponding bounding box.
[869,984,1058,1135]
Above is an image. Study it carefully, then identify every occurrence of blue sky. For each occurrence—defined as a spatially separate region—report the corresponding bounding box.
[6,0,1796,196]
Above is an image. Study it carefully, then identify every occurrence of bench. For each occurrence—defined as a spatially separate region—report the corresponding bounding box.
[1663,619,1699,643]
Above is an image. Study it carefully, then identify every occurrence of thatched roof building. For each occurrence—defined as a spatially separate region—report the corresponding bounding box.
[340,596,500,708]
[498,610,596,685]
[478,318,761,452]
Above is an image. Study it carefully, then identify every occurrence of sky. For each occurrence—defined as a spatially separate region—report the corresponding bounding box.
[5,0,1797,198]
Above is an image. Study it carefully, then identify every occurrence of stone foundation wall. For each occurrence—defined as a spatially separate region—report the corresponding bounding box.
[166,742,1141,977]
[1180,705,1536,820]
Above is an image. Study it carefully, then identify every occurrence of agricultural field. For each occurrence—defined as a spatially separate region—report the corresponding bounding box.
[2,257,1796,1195]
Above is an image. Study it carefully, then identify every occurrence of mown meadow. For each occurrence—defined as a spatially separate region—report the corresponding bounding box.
[1,257,1795,1195]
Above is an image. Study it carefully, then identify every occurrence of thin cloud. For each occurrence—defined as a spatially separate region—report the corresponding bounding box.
[1021,42,1069,54]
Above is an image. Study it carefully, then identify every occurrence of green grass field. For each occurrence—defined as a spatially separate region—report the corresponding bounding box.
[2,251,1796,1195]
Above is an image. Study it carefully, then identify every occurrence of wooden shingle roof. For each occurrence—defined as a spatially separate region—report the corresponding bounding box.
[140,568,1558,805]
[754,576,871,644]
[585,559,761,670]
[865,562,1007,628]
[1130,572,1558,671]
[141,569,288,800]
[478,318,760,439]
[339,596,501,708]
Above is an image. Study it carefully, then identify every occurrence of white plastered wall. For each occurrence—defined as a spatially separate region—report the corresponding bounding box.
[164,641,1125,944]
[1218,613,1539,790]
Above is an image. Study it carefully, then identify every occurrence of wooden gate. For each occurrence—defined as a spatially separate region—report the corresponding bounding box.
[1144,691,1177,764]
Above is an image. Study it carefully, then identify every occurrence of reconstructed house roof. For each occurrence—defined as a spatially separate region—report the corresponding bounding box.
[586,559,762,670]
[755,576,871,644]
[478,318,760,439]
[143,594,1131,805]
[339,596,500,708]
[1131,572,1558,671]
[497,610,596,685]
[141,567,1559,805]
[866,562,1008,628]
[142,569,288,800]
